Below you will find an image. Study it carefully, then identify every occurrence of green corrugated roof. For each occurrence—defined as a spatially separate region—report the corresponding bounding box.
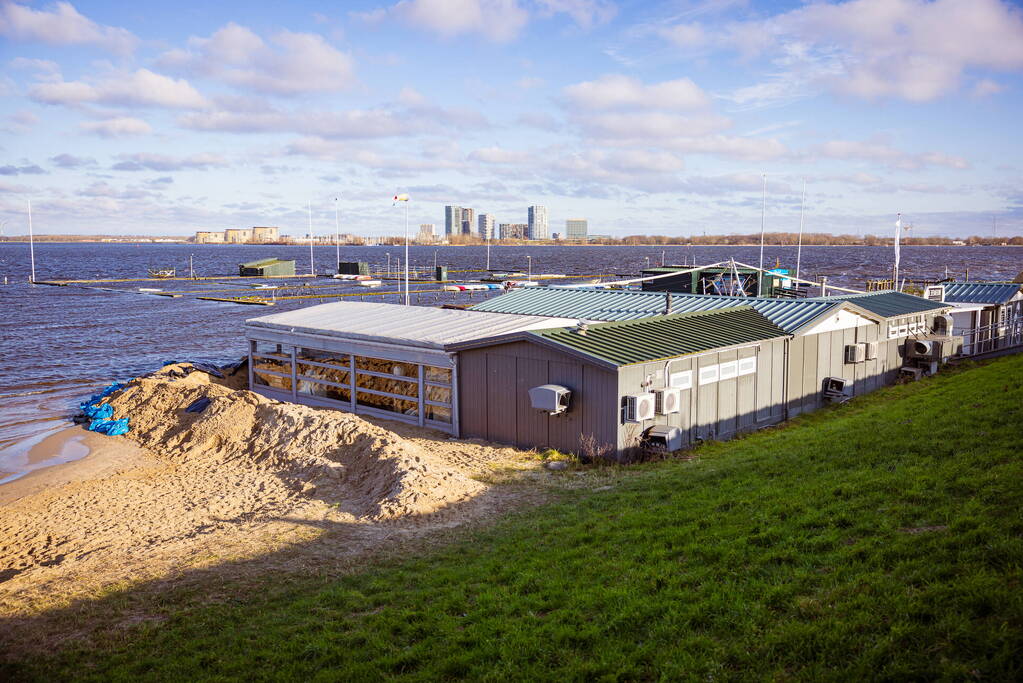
[810,291,947,317]
[942,282,1022,305]
[470,287,844,333]
[529,307,788,367]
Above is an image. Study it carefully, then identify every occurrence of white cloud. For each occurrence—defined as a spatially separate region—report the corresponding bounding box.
[80,117,153,138]
[467,146,534,164]
[30,69,208,109]
[111,153,228,172]
[389,0,529,42]
[578,111,731,140]
[50,153,95,168]
[564,74,710,110]
[374,0,613,42]
[0,1,138,54]
[662,0,1023,102]
[160,23,356,96]
[812,139,970,170]
[535,0,617,29]
[972,78,1005,97]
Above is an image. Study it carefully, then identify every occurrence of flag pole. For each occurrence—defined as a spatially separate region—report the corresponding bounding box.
[308,200,314,276]
[404,199,410,305]
[758,173,766,295]
[28,199,36,283]
[795,179,806,281]
[334,196,340,274]
[893,213,902,289]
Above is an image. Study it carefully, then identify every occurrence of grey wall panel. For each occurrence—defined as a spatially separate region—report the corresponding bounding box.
[772,341,785,418]
[458,351,488,438]
[787,336,804,416]
[716,349,738,437]
[755,344,772,422]
[485,354,518,445]
[515,357,550,449]
[547,360,585,454]
[802,334,819,413]
[696,354,719,439]
[737,347,757,430]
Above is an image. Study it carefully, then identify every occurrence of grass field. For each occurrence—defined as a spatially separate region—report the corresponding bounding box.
[4,355,1023,681]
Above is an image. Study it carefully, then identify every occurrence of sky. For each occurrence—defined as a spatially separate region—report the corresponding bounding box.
[1,0,1022,238]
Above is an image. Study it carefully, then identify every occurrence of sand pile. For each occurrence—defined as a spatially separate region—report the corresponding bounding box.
[0,364,535,611]
[109,364,487,519]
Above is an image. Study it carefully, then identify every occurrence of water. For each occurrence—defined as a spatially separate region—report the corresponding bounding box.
[1,242,1019,478]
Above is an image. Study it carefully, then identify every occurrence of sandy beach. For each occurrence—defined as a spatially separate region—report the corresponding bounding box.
[0,364,541,617]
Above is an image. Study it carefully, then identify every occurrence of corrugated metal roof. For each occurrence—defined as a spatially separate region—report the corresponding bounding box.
[246,301,571,349]
[530,307,788,367]
[469,287,843,333]
[809,291,949,317]
[941,282,1022,305]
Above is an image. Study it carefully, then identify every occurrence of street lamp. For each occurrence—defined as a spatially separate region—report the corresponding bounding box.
[386,252,391,278]
[526,255,532,281]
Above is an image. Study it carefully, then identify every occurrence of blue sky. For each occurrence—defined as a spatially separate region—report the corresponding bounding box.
[1,0,1022,238]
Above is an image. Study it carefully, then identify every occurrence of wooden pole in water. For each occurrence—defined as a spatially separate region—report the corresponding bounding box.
[27,199,35,283]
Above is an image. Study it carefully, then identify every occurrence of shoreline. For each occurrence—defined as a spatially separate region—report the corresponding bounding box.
[0,427,151,507]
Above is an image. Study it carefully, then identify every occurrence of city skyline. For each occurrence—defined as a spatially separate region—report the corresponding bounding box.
[0,1,1022,238]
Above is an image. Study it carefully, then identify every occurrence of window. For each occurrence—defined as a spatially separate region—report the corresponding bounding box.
[297,381,349,402]
[425,404,452,423]
[253,341,291,359]
[297,363,349,385]
[298,348,349,368]
[355,355,418,378]
[425,366,452,383]
[356,374,418,397]
[357,391,418,416]
[253,369,292,391]
[426,385,451,403]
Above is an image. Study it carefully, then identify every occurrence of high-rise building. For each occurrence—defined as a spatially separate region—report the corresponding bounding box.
[460,207,475,235]
[565,218,588,240]
[444,206,462,235]
[527,205,548,240]
[499,223,528,240]
[478,213,495,240]
[418,224,436,242]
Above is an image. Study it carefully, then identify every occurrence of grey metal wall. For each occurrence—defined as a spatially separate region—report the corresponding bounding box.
[614,339,787,452]
[457,341,619,454]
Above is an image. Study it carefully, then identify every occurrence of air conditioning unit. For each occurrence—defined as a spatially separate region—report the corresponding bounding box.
[845,343,866,363]
[654,387,681,414]
[933,313,954,336]
[528,384,571,415]
[864,341,878,360]
[822,376,852,403]
[924,285,946,302]
[624,392,655,422]
[643,425,683,451]
[907,339,938,361]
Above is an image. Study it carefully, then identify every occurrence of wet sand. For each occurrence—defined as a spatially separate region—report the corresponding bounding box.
[0,428,153,507]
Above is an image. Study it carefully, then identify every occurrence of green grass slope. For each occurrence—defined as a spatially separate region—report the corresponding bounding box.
[10,356,1023,681]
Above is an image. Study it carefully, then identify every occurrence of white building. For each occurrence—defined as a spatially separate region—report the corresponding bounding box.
[565,218,588,240]
[527,205,548,240]
[478,213,495,240]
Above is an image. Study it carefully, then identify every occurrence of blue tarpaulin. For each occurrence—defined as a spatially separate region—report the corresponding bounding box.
[78,381,130,435]
[87,417,130,436]
[81,402,114,420]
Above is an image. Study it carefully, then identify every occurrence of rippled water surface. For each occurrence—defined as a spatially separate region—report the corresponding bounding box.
[1,242,1019,478]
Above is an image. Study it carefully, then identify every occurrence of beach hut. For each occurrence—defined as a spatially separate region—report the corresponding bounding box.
[449,307,791,456]
[931,282,1023,355]
[243,302,572,433]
